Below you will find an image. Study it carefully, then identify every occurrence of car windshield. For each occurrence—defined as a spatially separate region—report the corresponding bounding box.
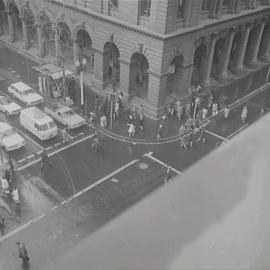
[0,97,12,105]
[22,89,34,95]
[39,121,56,131]
[0,127,15,138]
[61,110,75,118]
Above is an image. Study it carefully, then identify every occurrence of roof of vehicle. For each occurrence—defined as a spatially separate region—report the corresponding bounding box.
[0,121,12,132]
[47,103,71,113]
[21,107,54,124]
[10,82,32,91]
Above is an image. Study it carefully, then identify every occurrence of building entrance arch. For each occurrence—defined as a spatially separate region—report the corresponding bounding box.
[57,22,72,64]
[76,29,94,73]
[0,0,7,34]
[103,42,120,88]
[22,7,36,47]
[212,37,226,76]
[167,55,184,96]
[9,3,22,41]
[191,42,208,85]
[129,53,149,99]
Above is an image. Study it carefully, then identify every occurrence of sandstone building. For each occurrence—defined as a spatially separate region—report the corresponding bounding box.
[0,0,269,118]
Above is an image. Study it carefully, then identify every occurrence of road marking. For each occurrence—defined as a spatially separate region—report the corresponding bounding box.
[227,123,248,140]
[17,158,26,163]
[0,213,46,243]
[0,158,139,242]
[16,133,95,171]
[143,152,182,175]
[26,154,35,159]
[54,142,61,147]
[36,150,43,155]
[46,146,53,151]
[15,127,45,151]
[205,130,229,142]
[62,158,139,204]
[78,132,84,136]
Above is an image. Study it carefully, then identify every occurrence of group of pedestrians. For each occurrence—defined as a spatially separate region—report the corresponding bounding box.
[0,157,20,211]
[127,105,144,137]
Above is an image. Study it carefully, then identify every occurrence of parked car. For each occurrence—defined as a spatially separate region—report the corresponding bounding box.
[8,82,44,106]
[0,96,21,115]
[44,103,86,129]
[0,122,25,151]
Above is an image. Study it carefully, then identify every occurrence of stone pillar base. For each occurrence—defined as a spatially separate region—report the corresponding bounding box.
[259,56,270,63]
[230,66,247,76]
[245,61,259,69]
[9,36,15,43]
[23,43,31,50]
[215,73,230,84]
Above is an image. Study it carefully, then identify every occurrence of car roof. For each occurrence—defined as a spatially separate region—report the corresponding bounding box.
[0,122,11,132]
[11,82,32,91]
[21,107,53,124]
[48,103,71,113]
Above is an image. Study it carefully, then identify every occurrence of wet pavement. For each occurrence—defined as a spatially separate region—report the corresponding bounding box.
[0,44,270,269]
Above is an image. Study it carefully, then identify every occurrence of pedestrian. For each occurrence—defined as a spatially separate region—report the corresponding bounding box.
[168,101,176,117]
[185,103,191,119]
[157,124,163,140]
[12,186,20,211]
[181,132,190,149]
[0,215,5,235]
[176,102,183,121]
[91,135,101,153]
[40,150,51,171]
[8,156,14,173]
[179,124,186,148]
[16,241,30,264]
[128,123,136,137]
[260,107,265,117]
[94,96,101,112]
[114,101,120,118]
[164,166,171,185]
[89,112,96,128]
[187,130,194,148]
[241,105,248,124]
[197,121,209,144]
[201,107,208,120]
[185,117,195,132]
[224,105,230,119]
[61,126,69,144]
[212,102,218,116]
[138,110,144,131]
[1,175,9,196]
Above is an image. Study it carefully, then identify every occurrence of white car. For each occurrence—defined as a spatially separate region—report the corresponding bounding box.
[44,103,86,129]
[0,96,21,115]
[8,82,44,106]
[0,122,25,151]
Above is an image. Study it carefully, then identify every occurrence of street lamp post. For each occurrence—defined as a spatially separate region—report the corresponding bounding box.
[75,57,87,115]
[193,97,200,121]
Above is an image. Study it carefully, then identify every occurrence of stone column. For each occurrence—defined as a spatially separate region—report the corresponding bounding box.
[22,18,30,49]
[0,11,4,35]
[246,21,266,68]
[92,48,104,91]
[37,23,45,58]
[7,11,15,42]
[259,26,270,62]
[73,38,80,64]
[202,34,217,86]
[55,31,61,66]
[216,0,224,19]
[119,59,130,102]
[231,24,252,74]
[217,29,235,79]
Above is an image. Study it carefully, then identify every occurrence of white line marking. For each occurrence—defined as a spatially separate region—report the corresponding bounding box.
[46,146,53,151]
[16,133,95,171]
[78,132,84,136]
[15,127,45,151]
[26,154,35,159]
[54,142,61,147]
[37,150,43,155]
[73,135,78,138]
[143,152,182,175]
[227,123,248,140]
[62,158,139,204]
[205,130,229,142]
[0,213,46,243]
[17,158,25,163]
[1,158,139,242]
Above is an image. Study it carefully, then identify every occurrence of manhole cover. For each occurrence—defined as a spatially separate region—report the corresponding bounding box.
[138,162,149,170]
[111,178,119,183]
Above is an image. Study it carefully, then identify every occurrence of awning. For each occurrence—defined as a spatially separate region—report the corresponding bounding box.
[32,63,73,79]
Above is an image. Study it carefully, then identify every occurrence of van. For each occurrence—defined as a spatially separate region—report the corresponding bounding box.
[20,107,58,140]
[8,82,44,106]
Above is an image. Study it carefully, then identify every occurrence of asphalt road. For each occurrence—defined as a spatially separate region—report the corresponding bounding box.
[0,45,270,269]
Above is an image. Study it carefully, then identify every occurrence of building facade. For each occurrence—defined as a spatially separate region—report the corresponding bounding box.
[0,0,269,118]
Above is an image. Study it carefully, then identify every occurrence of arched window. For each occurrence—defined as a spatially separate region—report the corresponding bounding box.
[177,0,185,19]
[139,0,151,17]
[201,0,211,10]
